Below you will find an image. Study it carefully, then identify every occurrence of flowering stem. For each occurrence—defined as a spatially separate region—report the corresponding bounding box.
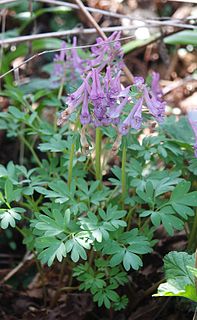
[95,127,102,183]
[121,138,127,206]
[188,208,197,251]
[68,142,75,190]
[19,135,42,167]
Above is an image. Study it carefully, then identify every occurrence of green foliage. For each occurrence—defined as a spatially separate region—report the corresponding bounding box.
[73,260,128,309]
[154,251,197,302]
[1,11,197,311]
[164,30,197,46]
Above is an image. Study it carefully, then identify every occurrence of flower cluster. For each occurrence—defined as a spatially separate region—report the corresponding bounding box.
[58,67,165,135]
[57,66,130,127]
[52,31,124,86]
[55,32,165,135]
[52,37,86,85]
[188,110,197,158]
[53,41,67,80]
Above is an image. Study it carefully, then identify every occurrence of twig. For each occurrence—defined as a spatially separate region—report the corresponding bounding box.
[34,0,197,27]
[0,26,192,81]
[2,25,163,46]
[0,33,136,80]
[0,252,34,284]
[168,0,197,3]
[74,0,134,83]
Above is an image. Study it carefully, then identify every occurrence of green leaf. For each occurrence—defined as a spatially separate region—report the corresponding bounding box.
[123,251,142,271]
[164,30,197,46]
[0,208,23,229]
[37,237,66,266]
[170,181,197,207]
[172,203,194,219]
[153,251,197,302]
[38,134,68,152]
[5,179,14,203]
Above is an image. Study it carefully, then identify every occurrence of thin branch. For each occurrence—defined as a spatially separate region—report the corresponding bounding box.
[1,25,166,46]
[0,26,188,80]
[0,0,17,4]
[0,252,34,284]
[168,0,197,3]
[0,33,137,79]
[34,0,197,25]
[74,0,134,83]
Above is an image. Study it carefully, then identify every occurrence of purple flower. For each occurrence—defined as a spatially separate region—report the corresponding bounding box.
[134,76,144,90]
[90,68,105,101]
[109,96,129,119]
[130,97,143,129]
[151,72,162,101]
[90,68,107,120]
[53,41,66,79]
[89,31,124,71]
[65,81,86,111]
[118,97,143,135]
[71,37,86,76]
[143,87,165,123]
[80,82,91,125]
[188,110,197,158]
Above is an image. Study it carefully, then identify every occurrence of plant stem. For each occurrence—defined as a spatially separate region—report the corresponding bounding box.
[95,127,102,183]
[121,139,127,205]
[54,78,65,132]
[50,258,67,308]
[19,135,42,167]
[188,209,197,251]
[68,142,75,189]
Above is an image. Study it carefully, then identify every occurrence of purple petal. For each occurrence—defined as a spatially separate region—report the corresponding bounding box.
[151,71,162,101]
[130,97,143,129]
[80,88,91,125]
[109,96,129,119]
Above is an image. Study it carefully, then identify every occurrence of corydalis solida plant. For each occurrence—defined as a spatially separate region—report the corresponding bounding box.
[1,30,197,313]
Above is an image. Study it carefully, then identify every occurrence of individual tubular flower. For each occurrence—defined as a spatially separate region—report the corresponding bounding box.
[90,68,107,120]
[188,110,197,158]
[53,37,87,87]
[151,71,163,101]
[80,81,91,125]
[57,81,86,125]
[143,87,165,123]
[70,36,86,76]
[53,41,67,80]
[133,73,165,124]
[118,97,143,135]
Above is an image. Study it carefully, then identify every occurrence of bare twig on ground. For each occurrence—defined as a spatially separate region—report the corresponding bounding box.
[0,252,34,284]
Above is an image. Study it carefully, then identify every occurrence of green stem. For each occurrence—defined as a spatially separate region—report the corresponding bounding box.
[95,127,102,183]
[121,140,127,205]
[54,79,65,132]
[19,135,42,167]
[188,209,197,251]
[68,142,75,190]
